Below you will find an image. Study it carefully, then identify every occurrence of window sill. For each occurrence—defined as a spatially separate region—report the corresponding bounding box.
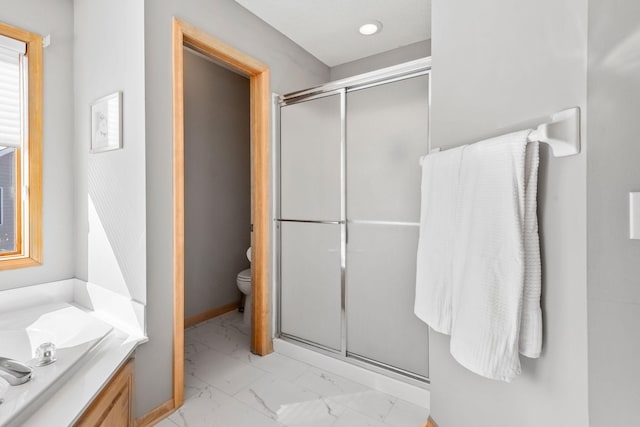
[0,255,42,271]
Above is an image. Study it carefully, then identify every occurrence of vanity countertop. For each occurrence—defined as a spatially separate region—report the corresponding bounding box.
[0,279,147,427]
[19,329,144,427]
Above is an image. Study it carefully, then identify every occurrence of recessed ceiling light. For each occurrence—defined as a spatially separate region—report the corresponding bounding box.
[359,21,383,36]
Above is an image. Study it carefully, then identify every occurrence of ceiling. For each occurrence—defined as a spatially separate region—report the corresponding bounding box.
[233,0,431,67]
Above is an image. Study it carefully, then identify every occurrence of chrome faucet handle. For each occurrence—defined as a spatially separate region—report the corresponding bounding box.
[0,357,32,386]
[34,342,56,366]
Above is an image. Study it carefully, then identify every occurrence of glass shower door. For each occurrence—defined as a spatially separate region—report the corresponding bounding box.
[346,75,430,378]
[280,221,342,351]
[280,93,342,221]
[279,92,344,351]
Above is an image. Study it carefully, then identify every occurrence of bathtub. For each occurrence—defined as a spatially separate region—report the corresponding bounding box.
[0,302,112,427]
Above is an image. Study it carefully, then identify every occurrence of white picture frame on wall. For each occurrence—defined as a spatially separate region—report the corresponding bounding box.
[90,91,122,153]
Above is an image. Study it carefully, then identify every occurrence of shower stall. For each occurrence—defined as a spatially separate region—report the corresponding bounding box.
[276,58,431,384]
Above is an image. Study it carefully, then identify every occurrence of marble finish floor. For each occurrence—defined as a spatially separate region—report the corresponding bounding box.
[155,311,429,427]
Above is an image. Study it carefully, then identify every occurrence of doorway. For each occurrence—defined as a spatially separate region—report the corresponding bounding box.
[171,18,272,408]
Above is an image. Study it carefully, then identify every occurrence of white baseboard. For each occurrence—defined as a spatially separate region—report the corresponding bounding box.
[273,338,430,408]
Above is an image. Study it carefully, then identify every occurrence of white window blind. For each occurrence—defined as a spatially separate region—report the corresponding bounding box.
[0,34,26,149]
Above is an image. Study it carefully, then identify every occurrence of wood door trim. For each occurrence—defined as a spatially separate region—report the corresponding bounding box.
[172,18,272,409]
[133,399,175,427]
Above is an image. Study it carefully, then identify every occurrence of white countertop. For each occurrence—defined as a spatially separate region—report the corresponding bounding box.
[18,330,144,427]
[0,279,147,427]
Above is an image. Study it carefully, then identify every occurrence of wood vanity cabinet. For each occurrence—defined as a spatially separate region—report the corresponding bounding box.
[75,359,134,427]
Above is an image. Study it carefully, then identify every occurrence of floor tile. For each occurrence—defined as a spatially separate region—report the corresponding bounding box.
[185,334,211,379]
[153,417,179,427]
[168,386,280,427]
[234,374,322,421]
[277,398,344,427]
[178,312,428,426]
[190,348,266,395]
[241,351,311,381]
[209,310,248,331]
[383,399,430,427]
[327,389,397,422]
[188,320,251,356]
[185,373,209,400]
[332,408,388,427]
[294,367,369,398]
[282,418,338,427]
[185,334,211,355]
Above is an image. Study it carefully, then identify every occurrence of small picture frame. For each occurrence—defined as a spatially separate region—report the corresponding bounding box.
[90,92,122,153]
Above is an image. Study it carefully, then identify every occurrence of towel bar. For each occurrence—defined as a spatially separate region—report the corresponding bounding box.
[421,107,581,164]
[527,107,581,157]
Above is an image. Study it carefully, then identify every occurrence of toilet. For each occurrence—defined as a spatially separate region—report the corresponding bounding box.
[236,248,251,325]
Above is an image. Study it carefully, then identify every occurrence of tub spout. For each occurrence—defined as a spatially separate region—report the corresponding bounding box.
[0,357,32,385]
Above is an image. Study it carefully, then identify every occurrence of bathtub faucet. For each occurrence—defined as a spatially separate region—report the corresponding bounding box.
[0,357,32,385]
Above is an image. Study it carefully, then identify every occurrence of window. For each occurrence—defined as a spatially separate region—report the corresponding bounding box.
[0,23,42,270]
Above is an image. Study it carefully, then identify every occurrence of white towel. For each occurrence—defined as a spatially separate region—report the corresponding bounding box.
[449,130,541,382]
[519,141,542,358]
[414,146,465,334]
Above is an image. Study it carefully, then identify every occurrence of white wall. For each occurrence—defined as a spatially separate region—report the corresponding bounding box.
[73,0,146,304]
[329,40,431,80]
[140,0,329,416]
[184,50,249,319]
[429,1,590,426]
[587,1,640,425]
[0,0,76,291]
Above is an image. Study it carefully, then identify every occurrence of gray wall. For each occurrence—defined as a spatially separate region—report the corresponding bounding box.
[73,0,147,304]
[184,50,249,319]
[587,1,640,425]
[141,0,329,416]
[329,40,431,80]
[0,0,75,291]
[429,0,589,426]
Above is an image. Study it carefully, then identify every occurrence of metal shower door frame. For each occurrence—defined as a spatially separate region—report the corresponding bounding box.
[275,57,432,386]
